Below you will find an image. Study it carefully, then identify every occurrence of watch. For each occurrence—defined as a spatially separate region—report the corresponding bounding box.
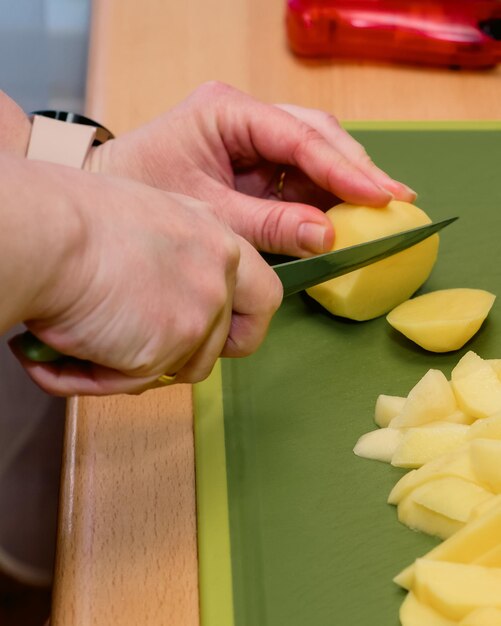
[26,110,114,169]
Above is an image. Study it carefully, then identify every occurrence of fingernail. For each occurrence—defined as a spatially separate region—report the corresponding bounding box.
[402,184,418,201]
[298,223,330,254]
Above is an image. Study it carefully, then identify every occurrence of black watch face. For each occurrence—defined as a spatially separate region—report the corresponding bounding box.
[30,110,114,146]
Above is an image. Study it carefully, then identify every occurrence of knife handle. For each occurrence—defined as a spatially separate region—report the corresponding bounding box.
[19,331,63,363]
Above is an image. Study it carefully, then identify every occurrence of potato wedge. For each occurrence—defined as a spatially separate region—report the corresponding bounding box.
[386,289,495,352]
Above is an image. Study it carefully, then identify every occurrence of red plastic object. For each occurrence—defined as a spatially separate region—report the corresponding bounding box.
[287,0,501,69]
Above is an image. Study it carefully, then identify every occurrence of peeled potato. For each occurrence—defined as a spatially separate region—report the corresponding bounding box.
[414,559,501,621]
[460,607,501,626]
[400,591,456,626]
[389,369,457,429]
[387,289,496,352]
[374,394,406,427]
[353,427,404,463]
[306,201,439,320]
[391,424,469,468]
[451,352,501,419]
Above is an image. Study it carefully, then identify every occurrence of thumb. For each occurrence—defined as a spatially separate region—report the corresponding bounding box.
[217,188,334,257]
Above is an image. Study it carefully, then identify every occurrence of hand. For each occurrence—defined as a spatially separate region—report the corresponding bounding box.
[86,82,417,258]
[7,158,282,396]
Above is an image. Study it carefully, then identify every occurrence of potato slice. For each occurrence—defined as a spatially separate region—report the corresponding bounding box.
[451,352,501,419]
[394,497,501,590]
[391,424,469,468]
[388,446,475,505]
[474,542,501,567]
[414,560,501,621]
[487,359,501,379]
[468,413,501,440]
[400,591,456,626]
[410,477,493,523]
[441,410,476,426]
[306,201,438,320]
[398,493,463,540]
[468,494,501,522]
[353,428,404,463]
[374,394,406,427]
[460,607,501,626]
[470,439,501,492]
[386,289,495,352]
[389,369,458,428]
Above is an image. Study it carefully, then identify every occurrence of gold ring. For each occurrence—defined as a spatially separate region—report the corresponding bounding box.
[157,373,178,385]
[275,169,286,200]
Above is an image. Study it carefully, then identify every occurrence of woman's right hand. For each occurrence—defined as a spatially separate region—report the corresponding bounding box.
[5,156,282,396]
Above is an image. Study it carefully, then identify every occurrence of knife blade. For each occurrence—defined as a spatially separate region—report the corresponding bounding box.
[275,216,457,297]
[20,216,457,363]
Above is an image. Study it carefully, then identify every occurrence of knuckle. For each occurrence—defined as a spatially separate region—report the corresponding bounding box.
[320,111,340,128]
[207,279,231,314]
[268,273,284,313]
[257,203,289,250]
[178,312,212,349]
[356,144,372,164]
[291,125,324,165]
[126,342,161,375]
[223,235,241,272]
[195,80,234,100]
[184,362,217,384]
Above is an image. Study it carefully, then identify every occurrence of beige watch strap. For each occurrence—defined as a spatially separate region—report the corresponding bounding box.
[27,114,97,168]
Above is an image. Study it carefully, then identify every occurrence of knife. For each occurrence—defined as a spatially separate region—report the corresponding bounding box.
[275,216,456,296]
[19,216,457,363]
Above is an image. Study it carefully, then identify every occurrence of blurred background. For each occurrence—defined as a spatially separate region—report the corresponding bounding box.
[0,1,90,624]
[0,0,89,112]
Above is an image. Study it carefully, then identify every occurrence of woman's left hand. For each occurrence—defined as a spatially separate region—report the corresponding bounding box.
[86,82,416,258]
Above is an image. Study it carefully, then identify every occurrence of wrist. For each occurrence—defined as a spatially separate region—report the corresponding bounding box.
[0,91,31,156]
[27,111,113,168]
[0,155,88,331]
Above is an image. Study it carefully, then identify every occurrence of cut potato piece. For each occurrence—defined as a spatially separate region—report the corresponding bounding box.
[394,498,501,590]
[386,288,495,352]
[389,369,458,428]
[391,424,469,468]
[414,559,501,621]
[469,495,501,522]
[442,410,476,426]
[487,359,501,380]
[411,476,493,523]
[486,359,501,379]
[353,428,404,463]
[398,494,463,540]
[419,418,471,428]
[473,542,501,567]
[451,352,501,419]
[400,591,456,626]
[374,394,406,427]
[468,413,501,440]
[306,201,439,320]
[470,439,501,493]
[460,607,501,626]
[388,446,475,505]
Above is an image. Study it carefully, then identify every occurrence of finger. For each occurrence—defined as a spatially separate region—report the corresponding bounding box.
[277,104,417,202]
[234,162,340,211]
[171,292,234,383]
[271,166,341,210]
[214,85,393,206]
[216,186,334,256]
[9,351,160,396]
[221,237,283,358]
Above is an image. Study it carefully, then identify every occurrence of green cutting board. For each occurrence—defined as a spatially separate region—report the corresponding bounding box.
[194,123,501,626]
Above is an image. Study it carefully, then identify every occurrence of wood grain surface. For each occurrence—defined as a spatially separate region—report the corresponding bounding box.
[51,0,501,624]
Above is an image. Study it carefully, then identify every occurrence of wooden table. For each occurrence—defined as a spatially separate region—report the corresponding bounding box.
[50,1,501,624]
